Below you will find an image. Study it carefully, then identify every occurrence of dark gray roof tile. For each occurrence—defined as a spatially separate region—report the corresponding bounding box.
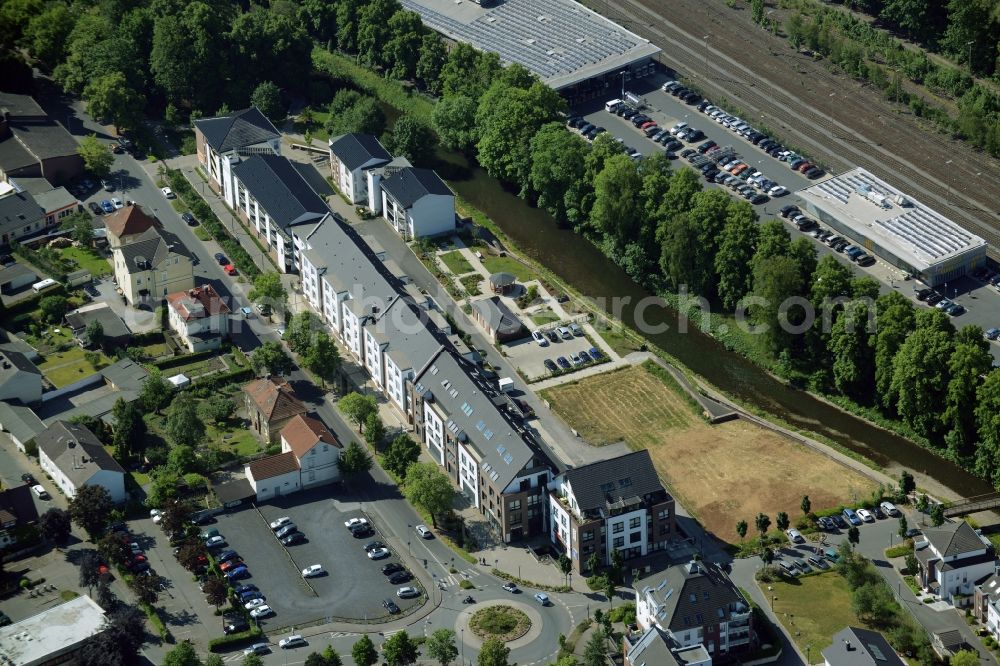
[381,168,452,209]
[232,155,329,232]
[563,450,666,514]
[329,134,392,171]
[193,107,280,153]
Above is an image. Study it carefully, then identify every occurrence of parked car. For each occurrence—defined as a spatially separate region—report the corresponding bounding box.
[279,635,307,649]
[367,548,390,560]
[220,559,244,572]
[388,570,412,584]
[785,529,805,544]
[383,598,401,614]
[249,605,273,618]
[556,356,571,369]
[281,532,305,546]
[224,264,237,276]
[31,485,50,500]
[344,517,369,529]
[245,598,267,610]
[397,586,420,599]
[856,508,874,523]
[502,582,519,593]
[301,564,325,578]
[161,187,175,199]
[100,199,115,214]
[20,473,36,485]
[88,201,102,215]
[543,359,557,372]
[205,536,226,548]
[842,508,862,526]
[213,252,228,265]
[532,330,549,347]
[269,517,292,530]
[244,643,269,656]
[181,212,197,226]
[275,524,298,539]
[382,563,404,575]
[415,524,433,539]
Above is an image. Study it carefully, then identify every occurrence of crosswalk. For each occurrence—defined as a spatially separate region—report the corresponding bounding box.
[436,568,483,588]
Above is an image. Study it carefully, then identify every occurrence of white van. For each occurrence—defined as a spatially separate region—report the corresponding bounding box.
[605,98,624,113]
[880,501,900,517]
[32,278,58,293]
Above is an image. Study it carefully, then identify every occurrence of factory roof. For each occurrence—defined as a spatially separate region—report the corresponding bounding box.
[798,167,987,272]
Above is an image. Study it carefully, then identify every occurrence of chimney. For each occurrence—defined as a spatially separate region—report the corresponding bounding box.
[845,640,853,651]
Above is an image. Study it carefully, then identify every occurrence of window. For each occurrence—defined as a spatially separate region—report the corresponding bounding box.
[581,531,594,542]
[660,524,671,535]
[613,537,624,548]
[509,500,521,511]
[629,531,641,544]
[629,517,641,529]
[657,509,669,520]
[612,522,624,534]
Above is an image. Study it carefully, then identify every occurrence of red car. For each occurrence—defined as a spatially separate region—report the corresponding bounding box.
[220,559,244,572]
[640,120,657,130]
[224,264,237,276]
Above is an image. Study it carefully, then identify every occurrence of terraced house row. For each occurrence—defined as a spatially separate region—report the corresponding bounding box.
[192,109,675,565]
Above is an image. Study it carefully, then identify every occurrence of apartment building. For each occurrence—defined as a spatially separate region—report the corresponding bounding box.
[193,107,281,201]
[916,520,996,607]
[329,133,391,204]
[112,226,194,306]
[548,449,675,574]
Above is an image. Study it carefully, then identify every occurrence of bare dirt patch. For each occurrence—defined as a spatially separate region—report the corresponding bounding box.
[542,365,876,541]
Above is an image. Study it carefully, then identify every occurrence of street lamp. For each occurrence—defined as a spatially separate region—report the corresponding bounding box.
[619,70,626,99]
[806,644,812,664]
[461,627,465,666]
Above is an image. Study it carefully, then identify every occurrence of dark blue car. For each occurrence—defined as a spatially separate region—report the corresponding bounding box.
[225,565,249,580]
[100,199,114,214]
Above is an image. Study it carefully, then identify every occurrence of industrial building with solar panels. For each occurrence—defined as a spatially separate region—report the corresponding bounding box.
[797,167,987,287]
[399,0,661,105]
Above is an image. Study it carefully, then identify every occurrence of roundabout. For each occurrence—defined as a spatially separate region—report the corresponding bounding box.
[455,598,546,650]
[468,604,531,642]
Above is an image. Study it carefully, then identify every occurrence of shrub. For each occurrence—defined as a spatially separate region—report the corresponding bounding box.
[459,579,474,589]
[208,627,263,652]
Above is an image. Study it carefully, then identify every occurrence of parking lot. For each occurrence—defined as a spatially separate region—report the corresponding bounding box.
[211,490,426,628]
[504,324,609,381]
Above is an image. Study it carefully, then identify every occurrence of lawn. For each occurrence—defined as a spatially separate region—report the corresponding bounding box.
[59,246,111,277]
[593,324,643,358]
[164,356,226,379]
[459,274,483,296]
[207,423,261,458]
[764,572,864,654]
[481,255,537,282]
[140,342,171,358]
[38,347,111,387]
[541,363,877,541]
[440,251,475,275]
[530,308,561,326]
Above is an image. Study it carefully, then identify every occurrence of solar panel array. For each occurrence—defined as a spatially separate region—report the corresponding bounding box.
[811,170,979,262]
[401,0,643,81]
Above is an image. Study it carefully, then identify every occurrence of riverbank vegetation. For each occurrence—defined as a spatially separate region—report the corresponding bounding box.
[541,363,876,539]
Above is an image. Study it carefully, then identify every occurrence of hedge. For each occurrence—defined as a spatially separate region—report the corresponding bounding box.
[165,169,261,279]
[4,285,68,319]
[153,349,217,371]
[208,626,262,652]
[192,367,254,390]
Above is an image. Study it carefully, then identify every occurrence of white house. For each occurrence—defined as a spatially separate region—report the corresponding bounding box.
[166,285,232,352]
[35,421,126,503]
[193,107,281,201]
[917,520,996,606]
[328,133,391,204]
[379,167,455,239]
[822,627,906,666]
[280,414,341,488]
[0,349,42,405]
[245,451,301,501]
[636,560,754,660]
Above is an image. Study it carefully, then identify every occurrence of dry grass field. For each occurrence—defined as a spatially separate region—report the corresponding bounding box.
[542,364,877,541]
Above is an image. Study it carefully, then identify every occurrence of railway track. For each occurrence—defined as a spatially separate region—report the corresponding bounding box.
[587,0,1000,254]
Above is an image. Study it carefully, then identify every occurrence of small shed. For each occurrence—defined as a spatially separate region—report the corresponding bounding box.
[489,272,516,295]
[0,263,38,295]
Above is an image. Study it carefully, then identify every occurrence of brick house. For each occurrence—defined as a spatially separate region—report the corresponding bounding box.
[242,377,307,444]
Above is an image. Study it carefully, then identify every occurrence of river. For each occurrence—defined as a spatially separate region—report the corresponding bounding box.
[434,153,993,500]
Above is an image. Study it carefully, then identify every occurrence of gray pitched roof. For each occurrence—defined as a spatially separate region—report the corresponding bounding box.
[0,402,45,445]
[414,349,543,491]
[116,226,188,274]
[64,304,132,342]
[301,214,399,302]
[35,421,125,487]
[371,298,445,372]
[472,297,526,338]
[924,521,988,557]
[329,134,392,171]
[643,560,749,633]
[822,628,905,666]
[193,107,280,153]
[0,191,45,235]
[627,627,678,666]
[100,358,149,392]
[32,187,77,213]
[0,136,36,172]
[563,449,667,514]
[0,349,40,377]
[0,92,82,160]
[232,155,329,232]
[381,167,452,209]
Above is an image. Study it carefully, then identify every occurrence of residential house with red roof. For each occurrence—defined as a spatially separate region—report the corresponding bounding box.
[242,377,307,445]
[166,285,231,352]
[245,451,301,501]
[280,414,341,488]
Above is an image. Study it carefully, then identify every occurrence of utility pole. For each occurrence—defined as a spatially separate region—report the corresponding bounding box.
[968,40,975,73]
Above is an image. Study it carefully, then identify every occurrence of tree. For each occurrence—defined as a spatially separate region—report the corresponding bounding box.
[385,114,435,164]
[357,0,397,67]
[899,470,916,494]
[416,33,447,92]
[431,95,479,152]
[528,123,589,224]
[440,43,501,102]
[582,631,607,666]
[242,656,264,666]
[249,341,293,377]
[39,507,72,545]
[558,552,572,584]
[111,398,146,461]
[352,635,378,666]
[385,10,425,80]
[750,254,807,355]
[383,433,421,478]
[23,3,75,69]
[340,392,378,431]
[904,552,918,576]
[140,368,173,414]
[76,604,146,665]
[735,519,748,542]
[751,0,766,24]
[251,81,284,122]
[587,552,601,576]
[177,541,206,572]
[603,575,616,608]
[761,547,775,567]
[301,332,341,388]
[39,295,68,322]
[98,532,131,566]
[755,513,771,539]
[404,462,455,527]
[831,300,876,402]
[477,638,511,666]
[848,526,860,548]
[950,650,979,666]
[714,206,760,310]
[285,311,320,353]
[943,335,992,457]
[163,641,203,666]
[248,272,287,316]
[383,630,419,666]
[364,412,386,447]
[203,576,228,609]
[426,629,458,666]
[84,72,145,133]
[167,445,198,475]
[62,210,95,245]
[874,292,917,410]
[199,394,234,425]
[776,512,790,532]
[898,516,908,540]
[166,392,206,449]
[930,502,945,526]
[590,154,642,252]
[85,319,104,350]
[96,581,116,611]
[338,440,372,478]
[801,495,811,515]
[325,94,386,137]
[79,549,103,592]
[69,484,113,540]
[889,314,954,439]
